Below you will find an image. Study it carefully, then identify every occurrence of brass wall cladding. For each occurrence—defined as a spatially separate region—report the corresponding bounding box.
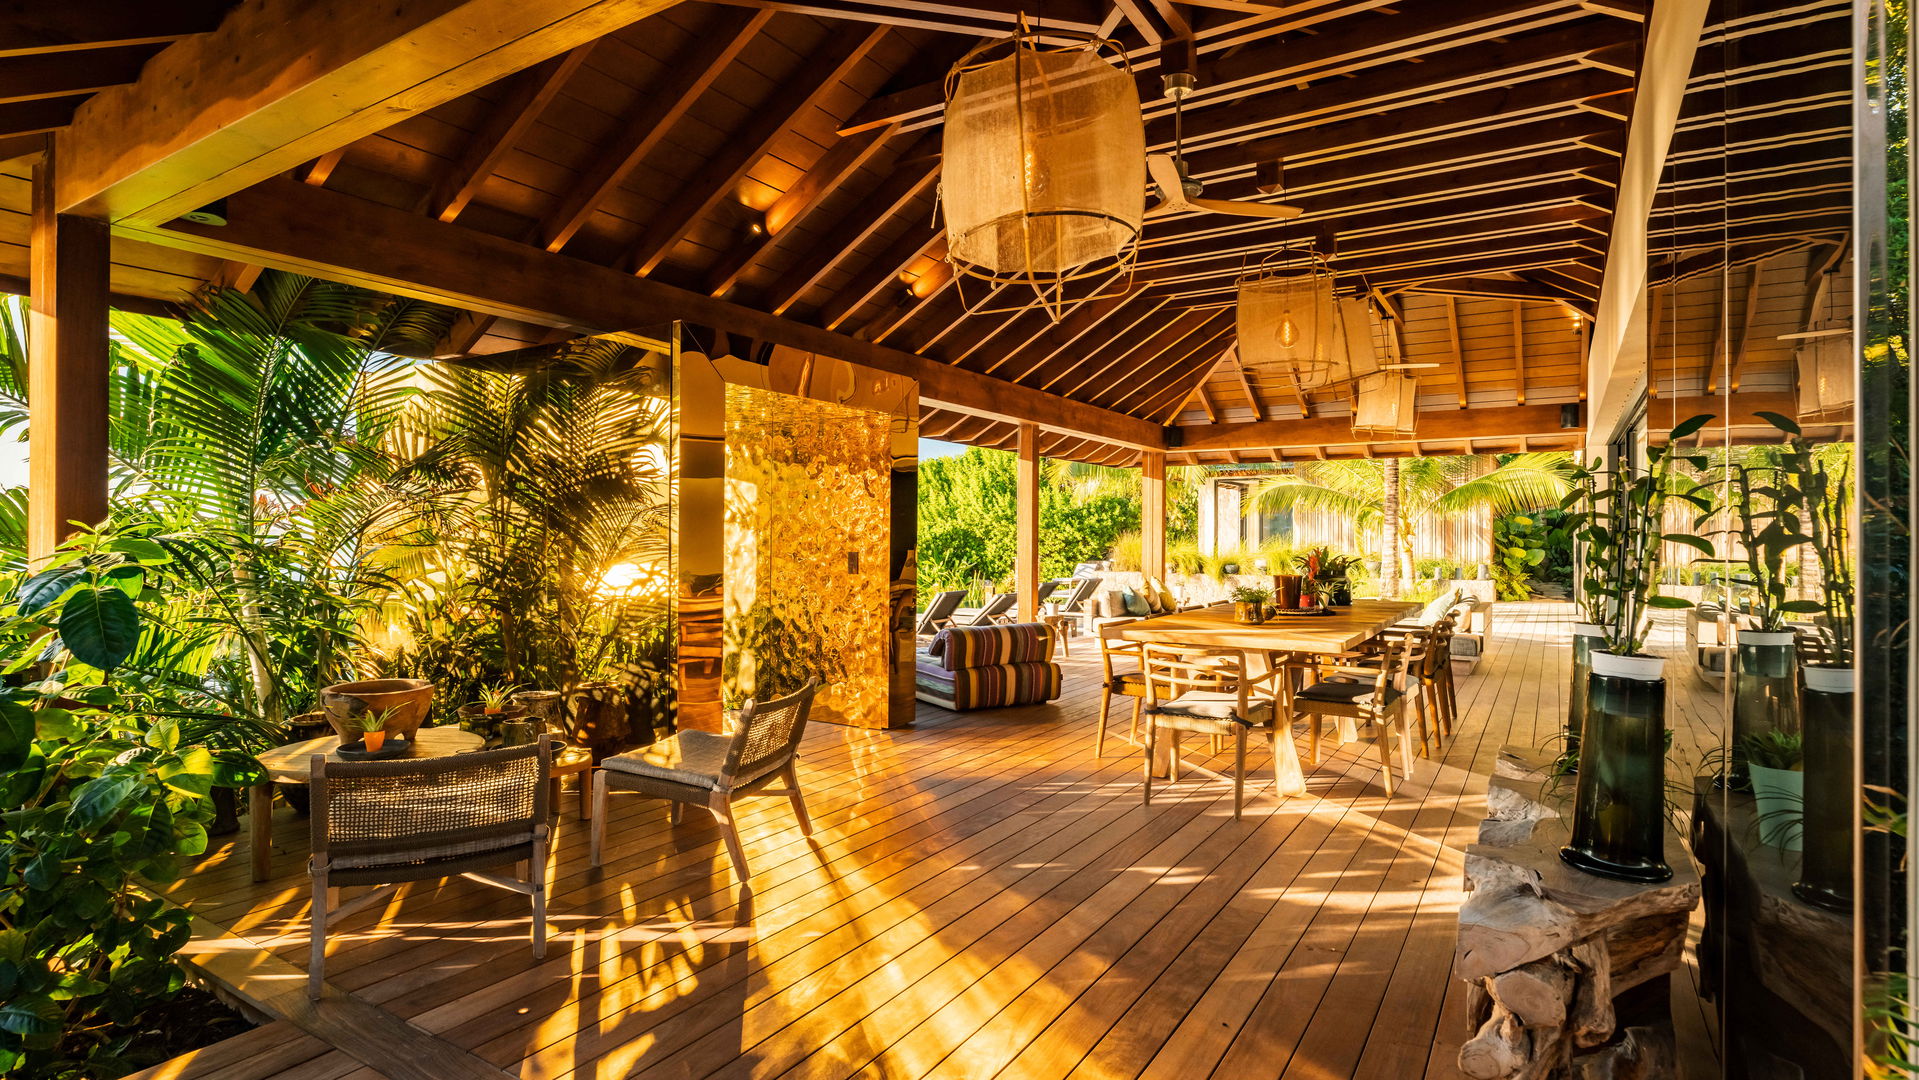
[674,344,918,730]
[723,383,894,728]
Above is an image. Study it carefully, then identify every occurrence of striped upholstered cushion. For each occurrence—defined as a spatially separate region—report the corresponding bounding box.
[915,658,1062,710]
[926,622,1056,670]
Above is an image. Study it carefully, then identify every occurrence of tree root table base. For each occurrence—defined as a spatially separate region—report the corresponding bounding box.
[1453,747,1702,1080]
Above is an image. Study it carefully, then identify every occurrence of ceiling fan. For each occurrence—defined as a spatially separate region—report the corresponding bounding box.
[1147,72,1302,220]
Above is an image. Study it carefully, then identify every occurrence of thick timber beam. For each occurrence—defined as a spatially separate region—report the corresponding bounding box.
[135,177,1166,450]
[1016,423,1040,623]
[55,0,681,225]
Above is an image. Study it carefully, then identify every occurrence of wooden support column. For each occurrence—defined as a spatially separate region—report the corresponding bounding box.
[27,157,109,563]
[1015,422,1040,623]
[1141,451,1166,581]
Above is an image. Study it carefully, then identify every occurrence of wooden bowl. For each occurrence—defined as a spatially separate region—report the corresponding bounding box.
[320,679,435,742]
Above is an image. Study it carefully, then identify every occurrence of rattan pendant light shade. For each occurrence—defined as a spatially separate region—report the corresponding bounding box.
[1351,371,1419,439]
[1793,329,1853,420]
[940,31,1144,318]
[1236,251,1337,389]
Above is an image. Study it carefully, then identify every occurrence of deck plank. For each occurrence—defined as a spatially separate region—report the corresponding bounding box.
[153,601,1728,1080]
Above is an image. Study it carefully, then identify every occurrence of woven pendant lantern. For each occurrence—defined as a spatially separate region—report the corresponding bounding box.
[1326,296,1380,385]
[1351,371,1419,439]
[1237,249,1337,389]
[1790,327,1853,421]
[940,29,1144,319]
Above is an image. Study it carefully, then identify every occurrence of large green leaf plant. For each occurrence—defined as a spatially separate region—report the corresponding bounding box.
[0,523,257,1079]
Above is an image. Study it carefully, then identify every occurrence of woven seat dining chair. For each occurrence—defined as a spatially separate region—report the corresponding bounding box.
[1139,645,1291,819]
[307,737,553,998]
[590,680,820,887]
[1291,637,1417,795]
[1094,618,1144,756]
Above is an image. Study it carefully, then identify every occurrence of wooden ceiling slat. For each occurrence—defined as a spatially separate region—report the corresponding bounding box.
[1121,320,1241,417]
[764,134,940,315]
[426,47,589,223]
[539,7,772,254]
[993,287,1148,381]
[703,121,897,296]
[1029,295,1178,391]
[1072,308,1228,406]
[623,24,888,277]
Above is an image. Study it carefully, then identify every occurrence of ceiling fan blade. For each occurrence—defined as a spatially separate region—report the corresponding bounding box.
[1146,154,1189,205]
[1188,197,1302,219]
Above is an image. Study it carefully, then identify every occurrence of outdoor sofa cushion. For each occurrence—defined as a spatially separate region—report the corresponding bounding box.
[926,622,1056,670]
[1295,679,1404,708]
[601,731,744,790]
[915,657,1061,710]
[1149,690,1274,725]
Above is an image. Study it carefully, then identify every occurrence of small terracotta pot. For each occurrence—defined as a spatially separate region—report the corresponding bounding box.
[321,678,435,742]
[361,729,387,753]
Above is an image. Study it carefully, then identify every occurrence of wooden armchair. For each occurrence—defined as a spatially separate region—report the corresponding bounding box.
[590,681,819,888]
[1139,645,1297,819]
[1291,637,1417,795]
[307,737,553,998]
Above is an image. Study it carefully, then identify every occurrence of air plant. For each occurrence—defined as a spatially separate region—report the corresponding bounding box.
[478,683,520,714]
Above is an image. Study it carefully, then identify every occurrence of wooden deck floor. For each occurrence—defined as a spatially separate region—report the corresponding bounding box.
[147,601,1726,1080]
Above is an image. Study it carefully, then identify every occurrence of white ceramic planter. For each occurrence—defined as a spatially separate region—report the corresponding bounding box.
[1748,763,1804,851]
[1803,665,1855,694]
[1572,622,1606,639]
[1591,651,1666,681]
[1737,629,1798,647]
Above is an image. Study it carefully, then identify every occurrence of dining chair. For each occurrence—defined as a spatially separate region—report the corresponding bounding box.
[1095,618,1144,756]
[1291,637,1417,796]
[1139,645,1290,819]
[916,589,967,635]
[306,737,553,998]
[590,681,819,887]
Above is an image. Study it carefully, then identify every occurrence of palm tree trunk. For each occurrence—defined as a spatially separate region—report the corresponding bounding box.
[1382,459,1401,598]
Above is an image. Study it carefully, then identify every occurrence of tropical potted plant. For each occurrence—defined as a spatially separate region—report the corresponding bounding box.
[1230,584,1271,624]
[1742,730,1804,850]
[1558,415,1712,883]
[1558,469,1611,753]
[1768,413,1854,910]
[1705,429,1823,787]
[459,682,529,743]
[1293,547,1357,606]
[355,709,392,754]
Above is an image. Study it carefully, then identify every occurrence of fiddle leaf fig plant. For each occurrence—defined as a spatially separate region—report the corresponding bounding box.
[1561,414,1715,656]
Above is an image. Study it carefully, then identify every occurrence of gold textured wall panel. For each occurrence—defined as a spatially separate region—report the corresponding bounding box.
[722,383,894,729]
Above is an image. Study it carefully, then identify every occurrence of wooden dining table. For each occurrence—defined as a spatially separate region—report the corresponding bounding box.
[1113,599,1421,795]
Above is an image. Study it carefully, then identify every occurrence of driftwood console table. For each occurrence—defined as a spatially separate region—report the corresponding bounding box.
[1454,748,1702,1080]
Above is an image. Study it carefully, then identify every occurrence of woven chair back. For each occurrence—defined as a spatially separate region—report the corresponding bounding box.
[1140,645,1245,711]
[723,680,819,788]
[311,737,551,870]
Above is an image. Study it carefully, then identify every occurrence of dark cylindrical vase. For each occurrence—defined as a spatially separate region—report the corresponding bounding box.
[1567,622,1605,753]
[1793,664,1853,912]
[1561,651,1673,883]
[1729,629,1801,789]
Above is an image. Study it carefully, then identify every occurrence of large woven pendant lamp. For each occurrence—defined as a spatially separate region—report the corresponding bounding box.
[1327,295,1380,385]
[1237,249,1337,389]
[1351,370,1419,439]
[1790,328,1853,420]
[940,27,1144,319]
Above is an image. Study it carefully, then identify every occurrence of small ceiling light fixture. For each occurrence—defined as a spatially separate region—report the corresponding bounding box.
[177,198,228,227]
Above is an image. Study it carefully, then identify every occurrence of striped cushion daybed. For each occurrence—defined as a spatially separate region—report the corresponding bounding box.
[917,622,1063,710]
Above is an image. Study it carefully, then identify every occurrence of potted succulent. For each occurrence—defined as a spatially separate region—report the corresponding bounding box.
[355,707,397,754]
[1742,730,1804,850]
[1230,584,1271,624]
[1558,415,1711,883]
[459,682,530,744]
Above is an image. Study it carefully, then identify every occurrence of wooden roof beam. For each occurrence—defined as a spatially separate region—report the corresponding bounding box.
[540,7,769,254]
[425,47,589,223]
[1444,296,1468,408]
[624,25,888,277]
[816,220,944,330]
[1103,315,1238,413]
[2,3,229,58]
[706,0,1106,36]
[139,176,1168,450]
[842,0,1598,134]
[703,122,898,298]
[1177,403,1577,451]
[55,0,682,224]
[764,135,941,316]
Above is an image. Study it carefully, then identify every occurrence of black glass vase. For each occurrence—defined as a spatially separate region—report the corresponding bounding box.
[1567,623,1604,753]
[1729,630,1801,788]
[1561,654,1672,883]
[1793,665,1853,912]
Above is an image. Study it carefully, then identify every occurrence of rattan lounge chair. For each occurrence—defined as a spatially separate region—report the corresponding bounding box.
[307,737,553,998]
[590,680,819,888]
[917,589,967,635]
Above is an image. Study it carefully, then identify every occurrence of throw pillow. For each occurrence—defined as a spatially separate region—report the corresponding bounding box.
[1147,576,1179,612]
[1414,588,1463,625]
[1121,587,1152,617]
[1099,589,1127,618]
[1140,581,1166,614]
